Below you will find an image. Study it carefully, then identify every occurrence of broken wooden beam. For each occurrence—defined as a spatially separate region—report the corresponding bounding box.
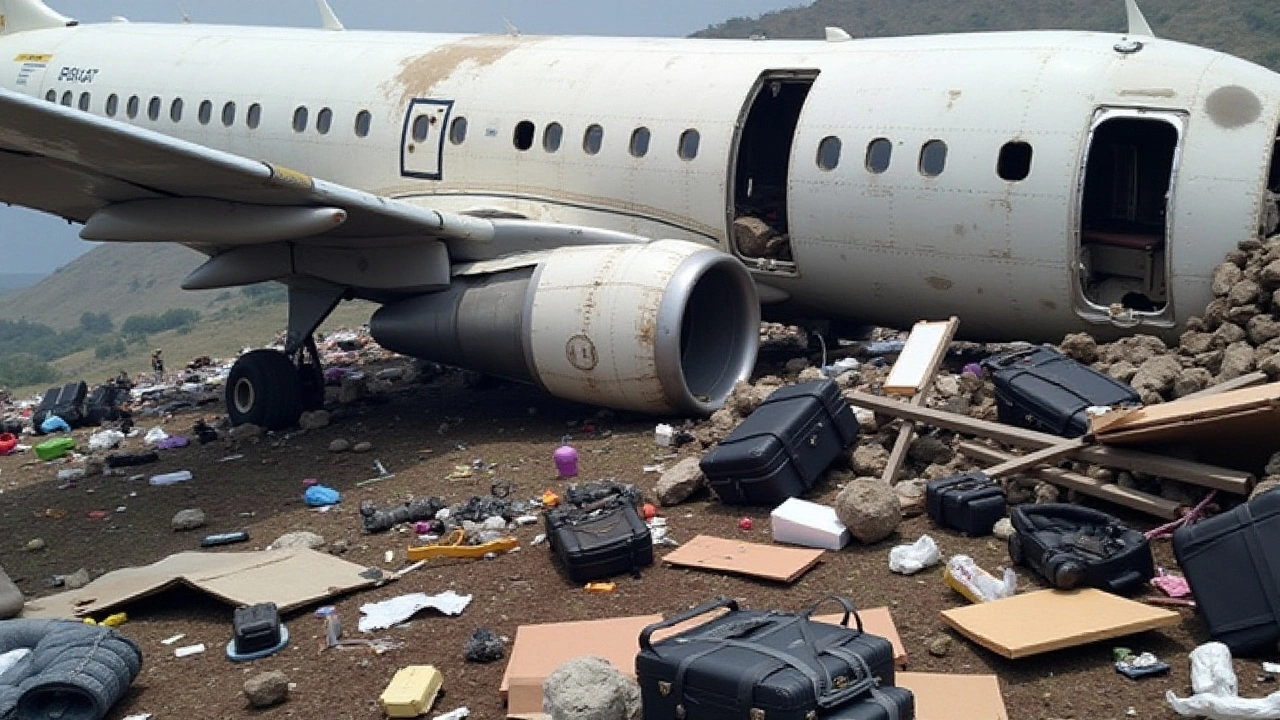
[981,436,1092,479]
[880,318,959,485]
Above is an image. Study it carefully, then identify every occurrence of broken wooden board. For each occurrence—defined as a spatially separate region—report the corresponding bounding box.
[499,614,662,699]
[884,318,958,396]
[662,535,823,583]
[941,588,1179,659]
[1092,382,1280,446]
[881,317,960,485]
[897,672,1009,720]
[813,606,908,668]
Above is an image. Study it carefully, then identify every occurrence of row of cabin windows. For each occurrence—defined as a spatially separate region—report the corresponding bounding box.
[439,116,704,161]
[814,136,1035,182]
[45,89,375,138]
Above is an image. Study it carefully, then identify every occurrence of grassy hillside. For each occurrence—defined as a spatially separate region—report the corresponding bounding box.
[700,0,1280,71]
[0,273,45,295]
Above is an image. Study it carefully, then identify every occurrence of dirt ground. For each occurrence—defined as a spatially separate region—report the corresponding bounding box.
[0,359,1269,720]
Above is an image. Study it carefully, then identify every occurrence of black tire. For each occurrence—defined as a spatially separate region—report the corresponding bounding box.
[226,350,302,430]
[298,363,325,411]
[1007,533,1024,567]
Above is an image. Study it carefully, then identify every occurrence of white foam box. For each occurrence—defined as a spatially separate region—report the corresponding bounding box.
[380,665,443,718]
[770,498,850,550]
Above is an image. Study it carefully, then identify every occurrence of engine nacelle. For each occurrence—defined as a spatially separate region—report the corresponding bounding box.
[370,239,760,415]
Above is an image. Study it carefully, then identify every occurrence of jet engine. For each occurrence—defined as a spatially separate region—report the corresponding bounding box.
[370,239,760,415]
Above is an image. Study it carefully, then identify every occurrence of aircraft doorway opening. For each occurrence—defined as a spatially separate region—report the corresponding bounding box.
[1076,109,1184,322]
[728,70,817,275]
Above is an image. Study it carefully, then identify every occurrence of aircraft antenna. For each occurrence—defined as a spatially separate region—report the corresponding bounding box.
[316,0,346,31]
[825,27,853,42]
[1125,0,1155,38]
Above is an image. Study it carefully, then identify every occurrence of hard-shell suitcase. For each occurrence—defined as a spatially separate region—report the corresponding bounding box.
[636,597,896,720]
[84,384,122,426]
[821,687,914,720]
[1173,487,1280,655]
[40,381,89,429]
[700,380,859,506]
[925,472,1006,536]
[1009,504,1153,594]
[984,347,1139,437]
[545,500,654,583]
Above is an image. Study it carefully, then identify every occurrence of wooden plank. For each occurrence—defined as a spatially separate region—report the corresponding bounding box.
[884,319,957,396]
[958,442,1182,519]
[880,318,959,485]
[1180,371,1269,401]
[982,437,1091,479]
[848,391,1254,494]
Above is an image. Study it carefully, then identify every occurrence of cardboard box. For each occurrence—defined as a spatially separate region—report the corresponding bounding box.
[661,534,824,583]
[499,615,662,698]
[380,665,442,718]
[771,498,850,550]
[897,672,1008,720]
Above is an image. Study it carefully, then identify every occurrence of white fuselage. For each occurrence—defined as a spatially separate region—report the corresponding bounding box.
[3,22,1279,340]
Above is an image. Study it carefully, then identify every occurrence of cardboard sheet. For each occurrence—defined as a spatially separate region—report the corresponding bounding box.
[898,672,1008,720]
[21,548,378,618]
[812,606,907,668]
[940,588,1179,659]
[499,614,662,699]
[661,534,824,583]
[1091,382,1280,447]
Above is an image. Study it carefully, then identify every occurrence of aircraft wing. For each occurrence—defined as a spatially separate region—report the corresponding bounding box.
[0,87,646,253]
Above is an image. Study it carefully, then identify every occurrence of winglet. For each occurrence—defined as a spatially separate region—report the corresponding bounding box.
[1125,0,1155,38]
[0,0,74,35]
[316,0,344,31]
[825,27,853,43]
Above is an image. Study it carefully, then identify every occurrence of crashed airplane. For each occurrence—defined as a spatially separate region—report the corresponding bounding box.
[0,0,1278,428]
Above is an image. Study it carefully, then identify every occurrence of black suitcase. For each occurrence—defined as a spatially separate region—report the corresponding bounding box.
[925,471,1007,536]
[984,347,1139,437]
[232,602,283,655]
[84,384,122,426]
[545,500,654,583]
[1009,504,1153,594]
[701,380,859,506]
[46,381,89,428]
[29,386,62,432]
[637,597,896,720]
[821,687,914,720]
[1173,488,1280,655]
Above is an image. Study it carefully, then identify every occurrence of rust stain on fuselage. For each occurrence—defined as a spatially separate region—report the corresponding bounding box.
[384,36,535,105]
[926,276,954,291]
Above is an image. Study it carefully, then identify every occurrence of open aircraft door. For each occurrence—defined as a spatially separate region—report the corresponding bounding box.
[400,98,453,180]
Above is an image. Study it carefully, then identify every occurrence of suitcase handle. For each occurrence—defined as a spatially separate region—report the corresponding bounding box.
[982,347,1039,369]
[639,597,739,653]
[800,596,863,634]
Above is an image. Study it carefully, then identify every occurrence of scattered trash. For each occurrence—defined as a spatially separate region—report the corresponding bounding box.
[584,582,616,594]
[431,708,469,720]
[380,665,444,719]
[654,423,675,447]
[889,535,942,576]
[88,429,125,451]
[540,489,560,508]
[358,590,472,632]
[303,485,341,507]
[1167,641,1280,719]
[155,435,189,450]
[199,531,249,547]
[1151,570,1193,599]
[40,415,71,434]
[553,443,579,478]
[356,459,397,487]
[149,470,193,486]
[33,437,75,461]
[161,634,185,645]
[407,529,517,562]
[738,517,753,531]
[227,602,288,662]
[361,497,446,533]
[174,643,206,658]
[943,555,1016,603]
[1114,647,1171,679]
[463,628,506,663]
[771,497,850,550]
[143,427,169,445]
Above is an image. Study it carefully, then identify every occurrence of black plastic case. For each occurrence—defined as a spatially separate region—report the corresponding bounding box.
[545,501,654,583]
[233,602,282,654]
[700,380,859,506]
[1009,503,1153,594]
[984,347,1139,437]
[925,472,1007,536]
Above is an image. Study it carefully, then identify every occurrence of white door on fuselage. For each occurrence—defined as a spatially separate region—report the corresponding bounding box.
[400,98,453,180]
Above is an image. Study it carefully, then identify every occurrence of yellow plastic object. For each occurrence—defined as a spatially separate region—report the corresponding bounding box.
[584,582,616,593]
[380,665,443,718]
[405,529,518,561]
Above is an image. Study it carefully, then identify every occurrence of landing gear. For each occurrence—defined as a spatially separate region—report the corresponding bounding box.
[226,349,302,430]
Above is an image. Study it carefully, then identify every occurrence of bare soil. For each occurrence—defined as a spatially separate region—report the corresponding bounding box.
[0,367,1266,720]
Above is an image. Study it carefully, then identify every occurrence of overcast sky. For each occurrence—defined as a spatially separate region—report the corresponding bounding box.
[1,0,804,273]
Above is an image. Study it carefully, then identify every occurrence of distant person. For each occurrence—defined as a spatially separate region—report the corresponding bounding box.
[151,349,165,383]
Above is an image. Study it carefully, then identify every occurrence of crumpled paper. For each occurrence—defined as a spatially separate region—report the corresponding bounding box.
[888,535,940,575]
[358,590,472,632]
[1167,642,1280,719]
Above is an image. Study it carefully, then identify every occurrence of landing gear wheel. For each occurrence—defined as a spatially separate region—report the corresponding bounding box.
[226,349,302,430]
[1007,533,1024,567]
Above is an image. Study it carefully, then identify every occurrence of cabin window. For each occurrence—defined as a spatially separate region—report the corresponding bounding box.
[866,138,892,173]
[411,115,431,143]
[449,116,467,144]
[222,102,236,127]
[198,100,212,125]
[247,103,262,129]
[919,140,948,176]
[354,110,371,137]
[514,120,535,151]
[316,107,333,135]
[147,96,161,120]
[583,124,604,155]
[78,92,91,111]
[816,136,841,171]
[105,94,118,116]
[126,95,140,119]
[292,106,308,133]
[678,129,700,160]
[44,89,55,102]
[543,122,563,152]
[59,91,72,106]
[998,141,1033,181]
[630,127,651,158]
[169,98,183,122]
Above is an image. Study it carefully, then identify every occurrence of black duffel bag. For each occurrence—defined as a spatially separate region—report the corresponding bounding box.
[1008,503,1153,594]
[636,596,898,720]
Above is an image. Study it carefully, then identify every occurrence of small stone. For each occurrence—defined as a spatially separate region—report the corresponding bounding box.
[328,539,350,555]
[351,441,373,454]
[655,457,705,506]
[908,435,954,466]
[266,531,325,551]
[893,479,928,518]
[228,424,264,441]
[849,443,890,477]
[991,518,1015,540]
[328,438,350,453]
[927,635,953,657]
[298,410,331,430]
[171,508,207,532]
[63,568,91,589]
[244,671,289,709]
[1059,333,1098,364]
[25,539,45,552]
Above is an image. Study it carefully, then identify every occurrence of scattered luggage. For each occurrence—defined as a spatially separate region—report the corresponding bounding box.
[1174,487,1280,655]
[926,471,1007,536]
[1008,504,1153,594]
[636,597,904,720]
[984,347,1140,437]
[544,495,654,583]
[31,381,89,431]
[700,379,859,505]
[84,383,123,426]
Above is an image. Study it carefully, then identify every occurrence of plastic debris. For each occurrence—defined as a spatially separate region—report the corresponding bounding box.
[432,708,470,720]
[358,591,472,632]
[149,470,193,486]
[304,485,341,507]
[143,427,169,445]
[40,416,71,434]
[174,643,206,658]
[553,444,579,478]
[654,424,675,447]
[361,497,446,533]
[888,535,942,575]
[943,555,1016,603]
[738,517,753,531]
[463,627,506,663]
[88,430,126,452]
[160,634,185,645]
[1115,647,1171,679]
[1151,571,1193,599]
[585,582,616,594]
[1168,642,1280,719]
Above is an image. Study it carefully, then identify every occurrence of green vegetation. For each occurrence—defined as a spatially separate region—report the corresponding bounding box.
[119,308,200,340]
[240,282,288,305]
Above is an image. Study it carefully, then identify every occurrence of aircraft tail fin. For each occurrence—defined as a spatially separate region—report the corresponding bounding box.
[0,0,74,35]
[1125,0,1155,38]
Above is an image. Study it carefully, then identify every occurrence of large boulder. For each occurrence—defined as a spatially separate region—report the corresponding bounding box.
[1129,355,1182,398]
[655,457,705,506]
[544,656,641,720]
[0,565,22,619]
[1059,333,1098,364]
[834,477,901,544]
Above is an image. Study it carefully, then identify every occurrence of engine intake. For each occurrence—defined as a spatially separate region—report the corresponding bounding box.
[370,239,759,415]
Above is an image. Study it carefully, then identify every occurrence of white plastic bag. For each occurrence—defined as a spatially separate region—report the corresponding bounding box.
[1167,641,1280,720]
[944,555,1016,603]
[143,427,168,445]
[888,535,940,575]
[88,429,125,452]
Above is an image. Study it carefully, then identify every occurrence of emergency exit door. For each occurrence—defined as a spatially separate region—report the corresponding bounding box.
[400,98,453,180]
